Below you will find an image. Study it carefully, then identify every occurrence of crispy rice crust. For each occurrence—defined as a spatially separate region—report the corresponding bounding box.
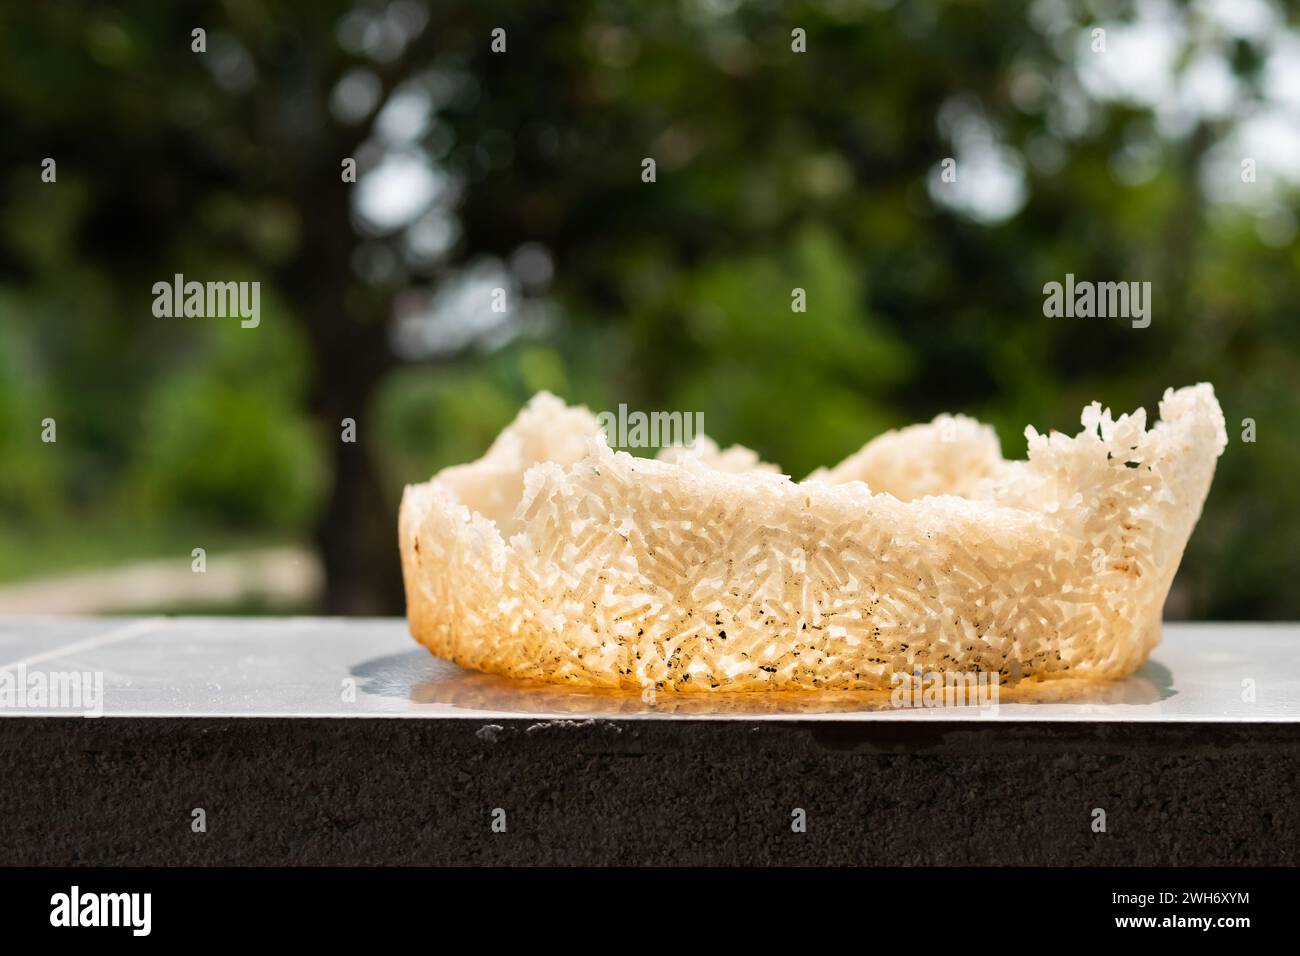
[399,385,1226,692]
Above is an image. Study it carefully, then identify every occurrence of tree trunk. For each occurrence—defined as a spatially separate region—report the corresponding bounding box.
[280,174,405,615]
[314,400,407,615]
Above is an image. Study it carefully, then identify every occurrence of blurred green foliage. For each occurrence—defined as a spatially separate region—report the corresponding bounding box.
[0,0,1297,617]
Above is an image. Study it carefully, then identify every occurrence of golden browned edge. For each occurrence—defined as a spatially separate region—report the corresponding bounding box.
[398,492,1169,695]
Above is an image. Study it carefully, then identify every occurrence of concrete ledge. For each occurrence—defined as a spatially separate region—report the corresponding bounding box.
[1,618,1297,865]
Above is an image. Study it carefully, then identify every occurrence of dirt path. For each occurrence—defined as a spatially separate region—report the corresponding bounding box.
[0,547,322,614]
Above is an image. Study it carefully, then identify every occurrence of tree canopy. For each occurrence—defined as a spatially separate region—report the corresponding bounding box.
[1,0,1297,618]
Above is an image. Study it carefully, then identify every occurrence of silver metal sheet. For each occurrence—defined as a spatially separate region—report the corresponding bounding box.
[0,616,1296,721]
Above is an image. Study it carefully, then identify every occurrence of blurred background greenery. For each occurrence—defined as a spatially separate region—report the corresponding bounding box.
[0,0,1296,618]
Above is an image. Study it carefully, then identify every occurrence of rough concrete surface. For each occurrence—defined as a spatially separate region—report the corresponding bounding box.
[1,718,1296,866]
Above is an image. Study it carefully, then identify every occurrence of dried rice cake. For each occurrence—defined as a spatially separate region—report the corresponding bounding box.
[399,385,1226,692]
